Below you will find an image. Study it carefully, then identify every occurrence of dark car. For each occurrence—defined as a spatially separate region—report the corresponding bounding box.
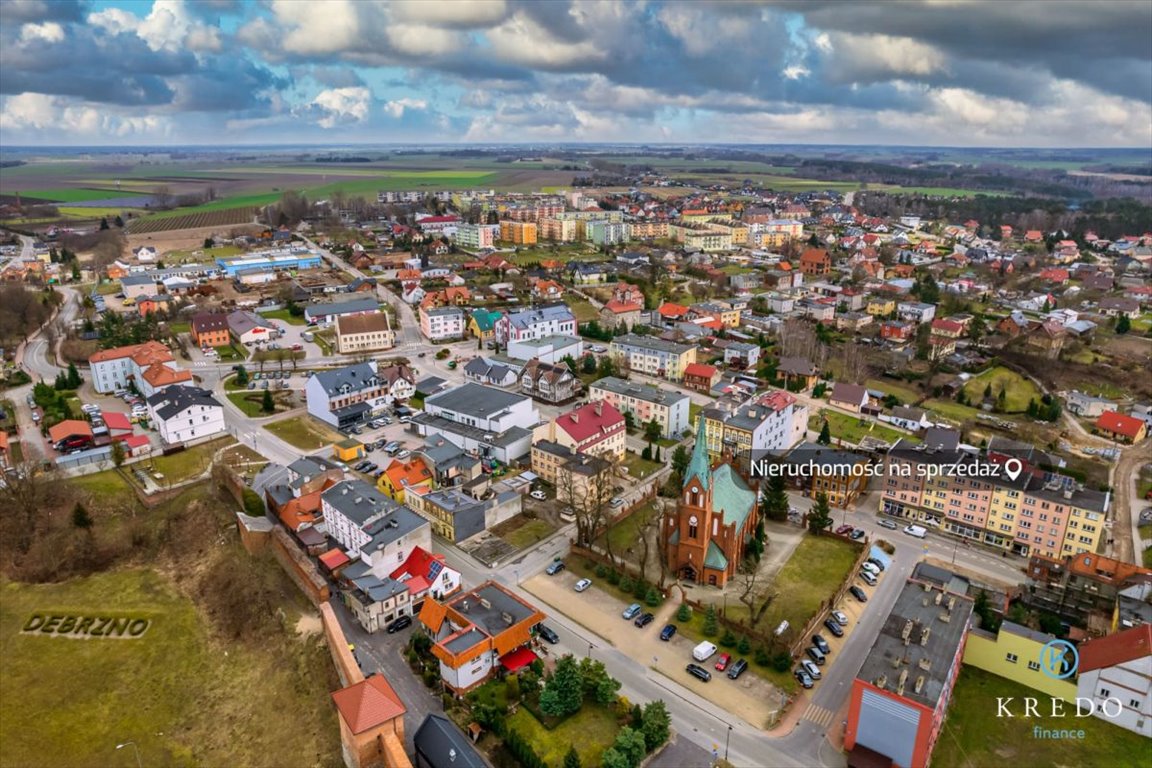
[812,634,831,655]
[386,615,413,634]
[867,557,887,572]
[727,658,748,680]
[850,586,869,602]
[685,663,712,682]
[545,560,566,576]
[806,646,826,666]
[634,612,655,628]
[660,624,677,641]
[850,528,866,540]
[537,624,560,644]
[795,669,814,689]
[823,618,844,637]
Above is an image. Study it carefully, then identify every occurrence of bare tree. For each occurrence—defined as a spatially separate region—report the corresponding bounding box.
[557,454,617,554]
[152,185,174,211]
[734,559,778,628]
[839,341,870,384]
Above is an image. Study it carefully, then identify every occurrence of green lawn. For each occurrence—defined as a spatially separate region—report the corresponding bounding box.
[813,410,910,446]
[498,516,557,549]
[923,398,985,425]
[20,187,146,202]
[621,452,663,480]
[227,391,289,418]
[257,309,307,325]
[1144,548,1152,569]
[167,321,190,336]
[566,298,600,323]
[689,402,703,428]
[263,416,342,450]
[0,569,340,768]
[866,378,923,405]
[934,667,1150,768]
[150,437,235,484]
[962,367,1042,413]
[753,535,861,648]
[68,468,133,497]
[507,704,620,768]
[214,344,245,361]
[598,500,661,554]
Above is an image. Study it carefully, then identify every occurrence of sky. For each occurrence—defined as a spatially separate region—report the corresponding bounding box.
[1,0,1150,148]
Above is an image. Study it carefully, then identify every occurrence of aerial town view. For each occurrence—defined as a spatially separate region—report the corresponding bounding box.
[0,2,1150,768]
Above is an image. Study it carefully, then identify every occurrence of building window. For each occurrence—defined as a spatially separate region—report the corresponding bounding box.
[1006,653,1018,663]
[1028,661,1040,671]
[1100,688,1110,698]
[1130,699,1140,709]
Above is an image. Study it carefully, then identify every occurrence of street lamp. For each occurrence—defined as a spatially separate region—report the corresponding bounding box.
[725,725,732,761]
[587,642,593,659]
[115,742,142,768]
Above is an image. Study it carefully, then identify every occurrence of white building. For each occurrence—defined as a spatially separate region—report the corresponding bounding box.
[419,306,467,341]
[454,223,500,250]
[305,361,396,429]
[145,385,225,445]
[335,312,395,354]
[495,305,577,344]
[413,383,541,464]
[1076,624,1152,738]
[506,334,584,364]
[227,310,277,345]
[89,341,193,397]
[321,479,431,572]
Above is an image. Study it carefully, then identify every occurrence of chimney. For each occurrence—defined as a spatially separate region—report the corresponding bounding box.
[594,402,602,417]
[571,413,579,424]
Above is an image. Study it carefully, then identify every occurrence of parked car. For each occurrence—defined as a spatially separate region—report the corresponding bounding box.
[714,653,731,672]
[634,612,655,628]
[823,618,844,637]
[685,664,712,683]
[831,610,849,626]
[861,561,880,576]
[800,659,822,680]
[878,518,899,530]
[395,449,411,460]
[545,560,565,576]
[574,579,592,592]
[835,524,854,535]
[850,528,866,540]
[385,615,412,634]
[610,497,625,508]
[659,624,677,641]
[537,624,560,644]
[866,557,887,572]
[859,570,877,586]
[530,489,547,501]
[812,634,831,655]
[805,646,826,666]
[849,586,868,602]
[903,524,927,538]
[622,603,642,620]
[795,669,814,689]
[384,441,400,453]
[360,462,378,474]
[727,658,748,680]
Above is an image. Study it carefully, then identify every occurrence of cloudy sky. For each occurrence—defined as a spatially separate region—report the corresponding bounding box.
[1,0,1150,147]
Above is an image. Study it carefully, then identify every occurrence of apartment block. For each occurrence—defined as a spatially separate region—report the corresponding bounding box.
[608,333,697,381]
[89,341,193,397]
[538,217,579,243]
[499,220,538,245]
[419,306,467,341]
[455,223,500,250]
[588,376,689,440]
[701,389,808,470]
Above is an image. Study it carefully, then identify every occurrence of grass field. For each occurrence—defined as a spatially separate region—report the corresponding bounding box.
[56,206,147,218]
[962,366,1042,413]
[68,468,133,497]
[263,415,341,450]
[814,410,911,446]
[933,667,1149,768]
[142,192,282,219]
[566,297,600,323]
[19,187,147,202]
[923,398,985,425]
[257,308,307,325]
[228,390,291,418]
[498,516,557,549]
[598,500,661,554]
[150,437,236,484]
[507,702,620,767]
[621,452,663,480]
[866,378,924,405]
[0,569,340,768]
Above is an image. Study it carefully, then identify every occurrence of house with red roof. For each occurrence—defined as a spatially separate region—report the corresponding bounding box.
[656,302,690,323]
[1076,623,1152,737]
[1095,410,1148,444]
[531,279,564,301]
[683,362,721,394]
[101,411,134,436]
[549,400,626,459]
[1024,230,1044,243]
[1039,267,1070,284]
[390,547,462,606]
[330,674,410,768]
[799,248,832,276]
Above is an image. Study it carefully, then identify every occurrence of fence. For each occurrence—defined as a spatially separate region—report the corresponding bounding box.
[786,540,874,657]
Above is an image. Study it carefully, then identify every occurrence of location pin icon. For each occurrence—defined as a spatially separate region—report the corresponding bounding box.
[1004,458,1023,482]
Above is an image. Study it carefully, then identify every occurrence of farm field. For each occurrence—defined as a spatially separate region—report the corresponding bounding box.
[16,187,147,202]
[128,207,259,233]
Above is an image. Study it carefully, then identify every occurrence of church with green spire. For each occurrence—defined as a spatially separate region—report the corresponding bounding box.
[663,417,758,588]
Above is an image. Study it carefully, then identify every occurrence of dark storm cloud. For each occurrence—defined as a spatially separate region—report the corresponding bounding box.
[0,0,87,23]
[173,58,289,112]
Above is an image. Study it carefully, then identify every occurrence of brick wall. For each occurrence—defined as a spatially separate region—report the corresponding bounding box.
[270,526,331,606]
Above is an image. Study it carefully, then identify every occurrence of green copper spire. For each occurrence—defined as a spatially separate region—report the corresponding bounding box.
[684,414,710,491]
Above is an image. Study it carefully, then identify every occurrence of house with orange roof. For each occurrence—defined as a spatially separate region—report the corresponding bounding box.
[0,431,10,470]
[330,674,410,768]
[377,457,434,503]
[136,295,174,317]
[799,248,832,276]
[264,457,345,533]
[656,302,690,323]
[531,279,564,301]
[1095,410,1147,444]
[1076,623,1152,737]
[48,420,93,451]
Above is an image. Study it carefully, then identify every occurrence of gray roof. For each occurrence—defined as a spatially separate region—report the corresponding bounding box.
[418,489,487,519]
[416,376,448,394]
[305,297,379,318]
[227,309,275,335]
[856,576,974,709]
[120,275,155,286]
[312,362,379,397]
[414,714,486,768]
[423,306,466,318]
[145,385,221,421]
[505,304,574,330]
[413,412,532,449]
[611,333,694,355]
[830,382,868,405]
[322,480,427,551]
[426,382,528,420]
[590,376,689,407]
[464,357,516,381]
[891,406,926,422]
[446,582,541,638]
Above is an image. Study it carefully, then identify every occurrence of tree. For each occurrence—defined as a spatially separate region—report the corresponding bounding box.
[671,445,690,479]
[760,473,789,522]
[613,727,647,768]
[734,560,778,628]
[983,382,993,399]
[597,355,618,379]
[109,439,126,469]
[563,746,582,768]
[261,388,275,413]
[203,237,215,249]
[99,217,110,231]
[817,421,832,445]
[578,657,621,705]
[807,492,833,535]
[642,446,652,461]
[72,502,93,529]
[676,603,691,622]
[703,604,718,636]
[506,673,521,702]
[643,418,662,444]
[540,654,583,717]
[1115,314,1131,334]
[737,635,751,654]
[234,365,249,387]
[601,748,630,768]
[640,700,671,751]
[557,456,616,550]
[114,215,124,228]
[582,354,597,374]
[66,362,82,388]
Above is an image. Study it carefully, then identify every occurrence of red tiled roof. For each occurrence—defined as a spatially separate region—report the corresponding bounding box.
[555,401,624,444]
[0,432,8,451]
[1079,624,1152,673]
[657,302,689,318]
[384,458,433,489]
[931,319,964,334]
[331,675,406,735]
[602,300,643,314]
[319,549,350,570]
[684,363,718,379]
[102,411,133,432]
[118,434,151,449]
[48,420,93,443]
[1095,410,1146,439]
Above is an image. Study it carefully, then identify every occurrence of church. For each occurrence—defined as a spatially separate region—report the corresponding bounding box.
[664,419,759,588]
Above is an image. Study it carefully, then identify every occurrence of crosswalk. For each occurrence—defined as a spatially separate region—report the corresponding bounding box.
[802,703,836,728]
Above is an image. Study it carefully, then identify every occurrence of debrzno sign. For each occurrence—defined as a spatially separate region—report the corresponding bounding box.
[22,614,151,639]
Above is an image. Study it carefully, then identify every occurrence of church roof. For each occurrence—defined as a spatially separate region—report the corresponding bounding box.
[684,416,711,491]
[711,463,756,535]
[705,541,729,570]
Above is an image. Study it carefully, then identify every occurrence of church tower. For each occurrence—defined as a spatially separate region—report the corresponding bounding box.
[667,417,714,583]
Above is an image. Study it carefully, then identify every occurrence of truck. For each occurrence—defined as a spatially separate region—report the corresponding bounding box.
[692,641,718,662]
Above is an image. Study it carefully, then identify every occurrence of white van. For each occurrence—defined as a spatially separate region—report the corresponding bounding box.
[903,524,927,539]
[692,641,718,662]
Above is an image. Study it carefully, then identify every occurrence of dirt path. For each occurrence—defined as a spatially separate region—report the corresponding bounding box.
[1110,438,1150,565]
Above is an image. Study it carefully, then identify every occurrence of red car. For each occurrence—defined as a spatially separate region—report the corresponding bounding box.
[835,524,854,535]
[715,653,731,671]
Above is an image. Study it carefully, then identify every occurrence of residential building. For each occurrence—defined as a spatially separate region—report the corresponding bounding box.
[498,220,537,245]
[844,576,974,768]
[304,297,381,326]
[867,297,897,317]
[454,223,500,250]
[538,217,579,243]
[306,361,395,429]
[549,400,626,459]
[321,478,431,571]
[588,220,627,246]
[683,362,721,394]
[189,312,230,349]
[609,333,697,382]
[496,305,577,344]
[462,357,519,388]
[777,356,819,391]
[552,448,616,511]
[1095,410,1148,444]
[414,714,485,768]
[468,308,502,342]
[880,320,915,342]
[786,442,871,508]
[963,621,1077,702]
[405,486,521,543]
[418,581,547,693]
[663,419,758,588]
[626,221,668,240]
[519,358,580,404]
[390,548,461,610]
[263,456,344,533]
[829,382,870,413]
[227,310,277,345]
[1076,624,1152,737]
[89,341,192,397]
[1024,552,1152,631]
[413,383,541,464]
[419,306,467,342]
[897,302,937,324]
[887,406,930,432]
[530,440,577,488]
[701,390,808,471]
[799,248,832,276]
[506,334,584,365]
[722,341,761,369]
[120,274,158,300]
[565,262,608,285]
[416,436,483,490]
[377,364,417,404]
[1065,391,1115,418]
[377,457,434,503]
[145,385,225,446]
[336,312,396,354]
[668,223,732,252]
[589,376,690,439]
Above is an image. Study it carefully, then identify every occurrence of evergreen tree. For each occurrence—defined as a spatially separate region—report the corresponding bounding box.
[235,365,249,386]
[261,388,275,413]
[644,418,662,443]
[72,502,93,529]
[737,636,751,654]
[642,446,652,461]
[984,382,993,399]
[1115,314,1131,334]
[762,473,789,521]
[676,603,691,622]
[614,727,647,768]
[539,655,584,717]
[807,492,833,535]
[703,604,718,636]
[563,746,582,768]
[582,354,597,374]
[66,362,82,388]
[110,439,126,469]
[640,700,671,751]
[817,421,832,445]
[99,217,109,231]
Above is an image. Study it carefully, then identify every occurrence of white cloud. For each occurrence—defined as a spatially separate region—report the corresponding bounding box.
[19,22,64,43]
[783,65,810,80]
[825,32,949,82]
[87,0,222,53]
[382,98,427,118]
[391,0,507,27]
[0,93,172,138]
[264,0,368,56]
[310,87,371,128]
[486,11,606,68]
